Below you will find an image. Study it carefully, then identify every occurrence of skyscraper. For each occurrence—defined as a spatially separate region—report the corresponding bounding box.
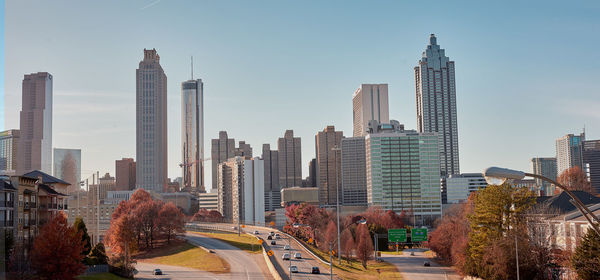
[211,131,235,189]
[17,72,53,175]
[181,78,204,193]
[0,129,20,174]
[217,156,265,224]
[583,140,600,193]
[278,130,302,188]
[53,148,81,193]
[235,141,253,159]
[262,144,280,211]
[352,84,390,137]
[365,120,441,226]
[115,158,136,191]
[556,132,585,176]
[415,34,459,177]
[341,137,367,206]
[315,126,343,206]
[531,157,557,195]
[136,49,168,192]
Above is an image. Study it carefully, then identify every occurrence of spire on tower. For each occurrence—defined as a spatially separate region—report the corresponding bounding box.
[191,56,194,80]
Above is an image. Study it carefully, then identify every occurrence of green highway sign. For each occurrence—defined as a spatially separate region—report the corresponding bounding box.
[388,229,407,242]
[411,228,428,242]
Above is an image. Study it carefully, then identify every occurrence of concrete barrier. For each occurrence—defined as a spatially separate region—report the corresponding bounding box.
[280,231,330,266]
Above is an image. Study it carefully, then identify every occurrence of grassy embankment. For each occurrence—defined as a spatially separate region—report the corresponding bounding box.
[189,231,262,254]
[135,240,230,273]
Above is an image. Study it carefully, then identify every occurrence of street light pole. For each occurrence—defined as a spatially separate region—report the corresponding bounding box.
[515,232,520,280]
[332,145,342,265]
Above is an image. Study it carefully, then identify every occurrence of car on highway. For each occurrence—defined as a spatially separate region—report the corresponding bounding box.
[282,253,291,260]
[311,266,320,274]
[289,265,298,273]
[424,261,431,267]
[284,245,291,250]
[271,240,276,245]
[294,252,302,259]
[275,233,281,239]
[254,230,259,234]
[267,235,273,240]
[209,249,216,253]
[270,231,275,236]
[410,251,415,256]
[153,268,162,275]
[232,226,237,230]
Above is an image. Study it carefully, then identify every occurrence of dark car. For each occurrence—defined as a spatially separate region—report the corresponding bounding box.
[271,240,276,245]
[311,266,320,274]
[153,268,162,275]
[267,235,273,240]
[423,261,431,267]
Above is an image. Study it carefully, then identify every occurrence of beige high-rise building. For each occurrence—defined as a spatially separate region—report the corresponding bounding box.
[89,173,116,202]
[211,131,235,190]
[217,157,264,225]
[235,141,253,159]
[136,49,168,192]
[352,84,389,137]
[278,130,302,188]
[0,129,20,174]
[315,126,343,206]
[17,72,53,175]
[115,158,136,191]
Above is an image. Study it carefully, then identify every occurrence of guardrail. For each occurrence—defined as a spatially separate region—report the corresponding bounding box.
[280,231,331,266]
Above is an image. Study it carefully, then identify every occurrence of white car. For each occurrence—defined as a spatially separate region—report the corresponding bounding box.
[282,253,291,260]
[254,230,259,234]
[294,252,302,259]
[275,233,281,239]
[284,245,291,250]
[289,265,298,273]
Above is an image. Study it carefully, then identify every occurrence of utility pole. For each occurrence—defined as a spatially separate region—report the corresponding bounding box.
[96,171,100,246]
[515,233,520,280]
[332,145,342,265]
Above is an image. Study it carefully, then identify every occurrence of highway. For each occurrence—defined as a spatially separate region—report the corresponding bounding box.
[135,261,226,280]
[185,232,273,280]
[187,222,336,280]
[380,248,461,280]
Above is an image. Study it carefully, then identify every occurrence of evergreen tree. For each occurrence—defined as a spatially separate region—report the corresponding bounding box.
[87,242,108,265]
[74,217,92,256]
[571,228,600,280]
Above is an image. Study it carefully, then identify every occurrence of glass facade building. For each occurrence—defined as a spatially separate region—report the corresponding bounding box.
[181,79,204,193]
[365,121,441,226]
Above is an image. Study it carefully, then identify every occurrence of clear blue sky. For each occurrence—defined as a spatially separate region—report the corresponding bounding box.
[3,0,600,188]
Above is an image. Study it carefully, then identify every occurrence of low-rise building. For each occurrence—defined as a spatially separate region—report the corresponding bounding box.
[1,177,17,238]
[198,191,218,211]
[445,173,487,204]
[280,187,319,206]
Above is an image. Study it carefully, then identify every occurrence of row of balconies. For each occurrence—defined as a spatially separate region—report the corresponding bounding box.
[23,202,37,209]
[36,203,67,210]
[0,200,15,207]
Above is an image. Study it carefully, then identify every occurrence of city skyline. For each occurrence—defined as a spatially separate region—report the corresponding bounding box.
[3,1,600,187]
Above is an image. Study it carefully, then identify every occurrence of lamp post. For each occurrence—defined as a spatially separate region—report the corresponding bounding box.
[332,145,342,265]
[483,167,600,235]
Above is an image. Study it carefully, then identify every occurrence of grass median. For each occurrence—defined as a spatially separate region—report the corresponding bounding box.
[136,240,230,273]
[189,231,263,254]
[78,273,128,280]
[300,240,402,280]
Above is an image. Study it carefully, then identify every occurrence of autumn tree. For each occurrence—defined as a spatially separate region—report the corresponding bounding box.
[30,212,86,280]
[341,228,355,264]
[159,202,185,243]
[73,217,92,257]
[355,224,373,269]
[557,166,594,194]
[105,214,137,277]
[429,202,471,265]
[323,220,338,253]
[571,228,600,280]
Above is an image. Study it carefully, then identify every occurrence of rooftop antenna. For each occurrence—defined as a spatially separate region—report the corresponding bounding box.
[191,56,194,80]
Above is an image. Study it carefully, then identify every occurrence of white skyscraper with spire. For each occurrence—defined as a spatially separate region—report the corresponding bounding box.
[181,57,204,193]
[415,34,459,177]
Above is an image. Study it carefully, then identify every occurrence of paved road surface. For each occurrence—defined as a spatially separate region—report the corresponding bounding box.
[185,232,273,280]
[135,261,226,280]
[381,249,462,280]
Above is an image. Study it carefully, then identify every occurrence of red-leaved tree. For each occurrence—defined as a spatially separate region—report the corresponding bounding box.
[556,166,594,194]
[30,212,86,280]
[355,223,373,269]
[159,202,185,243]
[341,228,355,264]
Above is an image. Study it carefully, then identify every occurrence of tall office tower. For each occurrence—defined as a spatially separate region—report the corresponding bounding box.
[278,130,302,188]
[235,141,253,159]
[531,157,557,196]
[217,156,265,224]
[341,137,367,205]
[307,158,316,187]
[315,126,343,206]
[0,129,20,174]
[181,78,204,193]
[556,132,585,176]
[262,144,280,211]
[115,158,136,191]
[365,120,441,226]
[352,84,390,137]
[17,72,53,175]
[53,148,81,193]
[136,49,168,192]
[583,140,600,193]
[415,34,459,177]
[211,131,235,189]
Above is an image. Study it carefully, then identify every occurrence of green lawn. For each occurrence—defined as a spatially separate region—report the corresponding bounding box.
[78,273,128,280]
[380,250,404,255]
[190,232,262,253]
[137,241,230,273]
[300,240,402,280]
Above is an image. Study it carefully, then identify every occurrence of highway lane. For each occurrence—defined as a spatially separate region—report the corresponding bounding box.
[380,248,461,280]
[185,232,273,280]
[135,261,225,280]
